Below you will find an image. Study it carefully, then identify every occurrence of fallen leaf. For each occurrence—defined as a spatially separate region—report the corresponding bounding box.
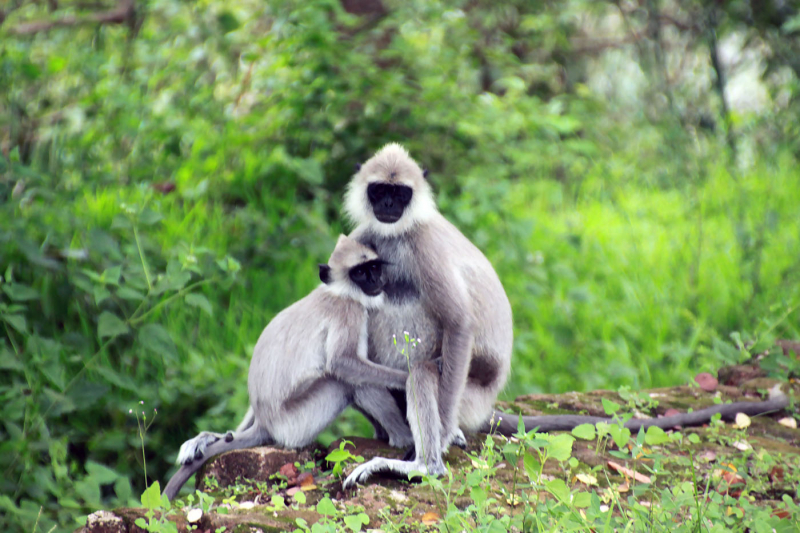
[238,501,255,510]
[721,471,745,486]
[297,472,315,487]
[733,413,751,429]
[770,466,785,483]
[617,482,630,493]
[280,463,298,483]
[732,440,752,451]
[662,408,681,418]
[301,484,317,491]
[152,182,176,194]
[575,473,597,486]
[607,461,651,484]
[421,511,440,525]
[697,451,717,462]
[778,417,797,429]
[286,486,301,497]
[772,509,791,519]
[695,372,718,392]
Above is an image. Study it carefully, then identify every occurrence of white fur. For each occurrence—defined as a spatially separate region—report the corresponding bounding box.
[321,282,385,309]
[344,143,438,237]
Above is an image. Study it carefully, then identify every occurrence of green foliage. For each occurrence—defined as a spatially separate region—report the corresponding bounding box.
[1,0,800,531]
[325,440,364,478]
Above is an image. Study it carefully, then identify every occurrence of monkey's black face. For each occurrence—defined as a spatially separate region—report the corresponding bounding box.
[367,183,413,223]
[349,260,385,296]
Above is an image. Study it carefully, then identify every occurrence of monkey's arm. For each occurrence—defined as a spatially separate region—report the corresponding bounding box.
[327,354,410,389]
[422,261,473,445]
[325,316,409,390]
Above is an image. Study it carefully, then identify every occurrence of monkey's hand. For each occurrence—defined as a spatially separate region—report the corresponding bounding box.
[176,431,234,465]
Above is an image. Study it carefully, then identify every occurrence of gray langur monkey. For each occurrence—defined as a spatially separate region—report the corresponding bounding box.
[163,235,414,500]
[341,143,790,489]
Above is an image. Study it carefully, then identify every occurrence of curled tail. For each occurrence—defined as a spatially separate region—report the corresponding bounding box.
[481,387,790,435]
[163,422,272,500]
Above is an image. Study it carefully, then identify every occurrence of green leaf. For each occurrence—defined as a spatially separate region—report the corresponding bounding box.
[602,398,621,415]
[138,209,163,226]
[2,314,28,333]
[141,481,162,509]
[645,426,670,445]
[546,433,575,462]
[485,519,508,533]
[94,286,111,305]
[522,452,540,481]
[545,478,570,503]
[185,293,213,317]
[571,424,596,440]
[138,324,177,362]
[135,518,147,528]
[86,461,119,484]
[2,283,39,301]
[470,486,487,508]
[608,424,630,450]
[293,491,306,504]
[343,513,368,532]
[117,287,145,301]
[316,496,337,517]
[325,449,350,462]
[97,311,129,338]
[572,491,592,508]
[101,266,122,286]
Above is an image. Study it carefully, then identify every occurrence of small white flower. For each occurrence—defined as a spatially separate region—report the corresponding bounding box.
[140,400,144,405]
[128,409,132,414]
[154,408,157,414]
[403,331,409,335]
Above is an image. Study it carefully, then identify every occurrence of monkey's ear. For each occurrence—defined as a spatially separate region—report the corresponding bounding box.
[319,264,332,284]
[422,168,430,179]
[354,163,362,172]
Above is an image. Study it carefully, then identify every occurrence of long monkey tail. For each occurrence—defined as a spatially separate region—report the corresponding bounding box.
[163,423,271,501]
[480,387,790,436]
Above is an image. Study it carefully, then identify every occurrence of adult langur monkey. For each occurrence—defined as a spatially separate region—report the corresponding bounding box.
[164,235,414,500]
[341,143,790,488]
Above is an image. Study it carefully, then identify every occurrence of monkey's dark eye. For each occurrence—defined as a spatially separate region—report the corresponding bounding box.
[369,263,380,271]
[395,186,412,203]
[352,267,365,279]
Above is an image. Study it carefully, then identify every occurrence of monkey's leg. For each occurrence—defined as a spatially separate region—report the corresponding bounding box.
[164,421,272,500]
[354,387,413,448]
[175,407,256,465]
[267,378,352,448]
[344,361,445,489]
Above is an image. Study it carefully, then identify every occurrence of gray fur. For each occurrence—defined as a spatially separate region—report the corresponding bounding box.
[164,235,413,500]
[343,144,514,488]
[343,145,791,491]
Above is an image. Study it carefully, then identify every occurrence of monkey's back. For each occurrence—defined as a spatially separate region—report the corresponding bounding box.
[247,288,354,420]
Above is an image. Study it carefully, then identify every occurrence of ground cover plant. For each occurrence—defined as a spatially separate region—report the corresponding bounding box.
[2,0,800,531]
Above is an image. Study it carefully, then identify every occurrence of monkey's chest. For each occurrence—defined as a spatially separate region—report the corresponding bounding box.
[367,302,442,370]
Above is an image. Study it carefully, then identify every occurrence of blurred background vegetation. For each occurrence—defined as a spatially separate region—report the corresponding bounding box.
[1,0,799,530]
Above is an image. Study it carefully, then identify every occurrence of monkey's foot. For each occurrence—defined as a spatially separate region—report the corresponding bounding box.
[176,431,233,465]
[387,429,414,449]
[450,429,467,450]
[343,457,447,489]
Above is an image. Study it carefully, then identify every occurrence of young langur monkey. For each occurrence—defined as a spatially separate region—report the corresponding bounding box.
[341,143,790,489]
[163,235,414,500]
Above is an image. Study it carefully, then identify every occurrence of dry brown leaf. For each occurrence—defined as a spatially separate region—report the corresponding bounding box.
[770,466,785,483]
[286,486,301,497]
[421,511,440,525]
[297,472,315,487]
[694,372,718,392]
[732,413,751,429]
[280,463,299,483]
[607,461,651,484]
[662,408,681,417]
[772,509,791,519]
[778,417,797,429]
[617,482,630,493]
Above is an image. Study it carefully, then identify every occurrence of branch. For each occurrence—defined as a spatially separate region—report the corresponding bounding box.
[7,0,134,35]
